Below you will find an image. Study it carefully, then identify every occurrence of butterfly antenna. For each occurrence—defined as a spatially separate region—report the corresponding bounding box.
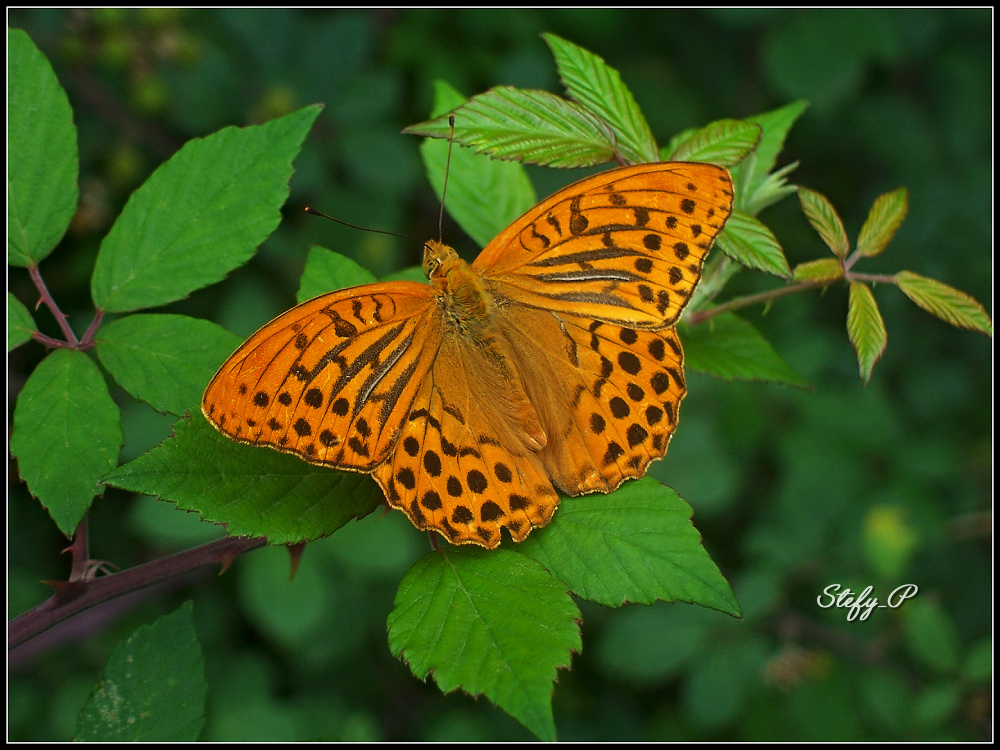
[438,114,456,243]
[303,206,415,243]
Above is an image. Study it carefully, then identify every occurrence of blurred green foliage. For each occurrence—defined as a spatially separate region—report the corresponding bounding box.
[8,8,991,741]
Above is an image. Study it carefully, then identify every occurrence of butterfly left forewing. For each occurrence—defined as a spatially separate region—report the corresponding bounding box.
[474,162,734,329]
[202,283,438,471]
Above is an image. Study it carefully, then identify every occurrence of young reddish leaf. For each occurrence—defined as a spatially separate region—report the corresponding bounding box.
[792,257,844,283]
[856,187,908,258]
[895,271,992,335]
[798,187,850,259]
[847,282,888,384]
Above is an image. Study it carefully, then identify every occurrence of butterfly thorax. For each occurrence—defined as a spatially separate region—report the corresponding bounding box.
[423,239,547,451]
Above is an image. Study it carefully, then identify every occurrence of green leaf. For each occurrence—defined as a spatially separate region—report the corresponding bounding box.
[543,33,658,164]
[8,292,37,351]
[75,601,206,741]
[792,257,844,283]
[663,119,761,166]
[847,282,887,384]
[297,246,379,304]
[415,81,535,248]
[387,547,580,741]
[681,313,809,387]
[798,187,850,259]
[405,86,616,168]
[94,314,242,416]
[738,158,800,216]
[739,100,808,187]
[521,479,741,615]
[895,270,992,335]
[715,210,791,278]
[90,106,321,313]
[101,413,381,544]
[856,187,908,258]
[8,28,80,268]
[902,597,960,674]
[10,349,122,535]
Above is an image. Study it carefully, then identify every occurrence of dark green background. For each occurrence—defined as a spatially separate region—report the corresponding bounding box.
[8,9,991,741]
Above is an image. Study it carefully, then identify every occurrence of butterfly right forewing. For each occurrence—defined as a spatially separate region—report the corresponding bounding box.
[474,162,734,329]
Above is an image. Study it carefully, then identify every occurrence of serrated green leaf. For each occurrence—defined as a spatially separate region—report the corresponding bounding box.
[543,33,657,165]
[520,479,740,615]
[847,282,887,384]
[387,547,580,741]
[739,100,808,186]
[895,270,992,335]
[8,292,37,351]
[739,159,800,216]
[94,314,242,416]
[415,81,536,248]
[102,413,382,544]
[792,257,844,283]
[75,601,206,741]
[91,106,321,313]
[297,246,379,304]
[715,210,791,278]
[798,187,850,259]
[405,86,616,168]
[8,28,80,268]
[10,349,122,535]
[857,187,908,258]
[681,313,809,387]
[663,119,761,166]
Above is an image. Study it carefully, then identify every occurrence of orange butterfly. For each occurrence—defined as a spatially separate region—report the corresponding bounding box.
[203,162,733,548]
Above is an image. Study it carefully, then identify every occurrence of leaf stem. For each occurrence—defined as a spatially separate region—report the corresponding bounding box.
[687,280,824,326]
[28,263,78,346]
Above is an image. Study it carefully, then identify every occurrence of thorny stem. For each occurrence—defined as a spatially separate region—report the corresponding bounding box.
[8,535,268,654]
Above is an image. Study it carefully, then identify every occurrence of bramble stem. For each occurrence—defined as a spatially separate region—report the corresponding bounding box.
[8,535,268,655]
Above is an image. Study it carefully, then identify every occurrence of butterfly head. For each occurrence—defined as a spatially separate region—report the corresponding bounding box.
[422,239,460,280]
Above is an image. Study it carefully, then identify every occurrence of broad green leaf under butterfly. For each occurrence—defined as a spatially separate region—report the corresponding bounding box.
[75,602,206,742]
[90,105,320,313]
[102,414,382,545]
[387,547,581,741]
[520,479,741,613]
[94,315,243,416]
[10,349,122,536]
[8,27,80,268]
